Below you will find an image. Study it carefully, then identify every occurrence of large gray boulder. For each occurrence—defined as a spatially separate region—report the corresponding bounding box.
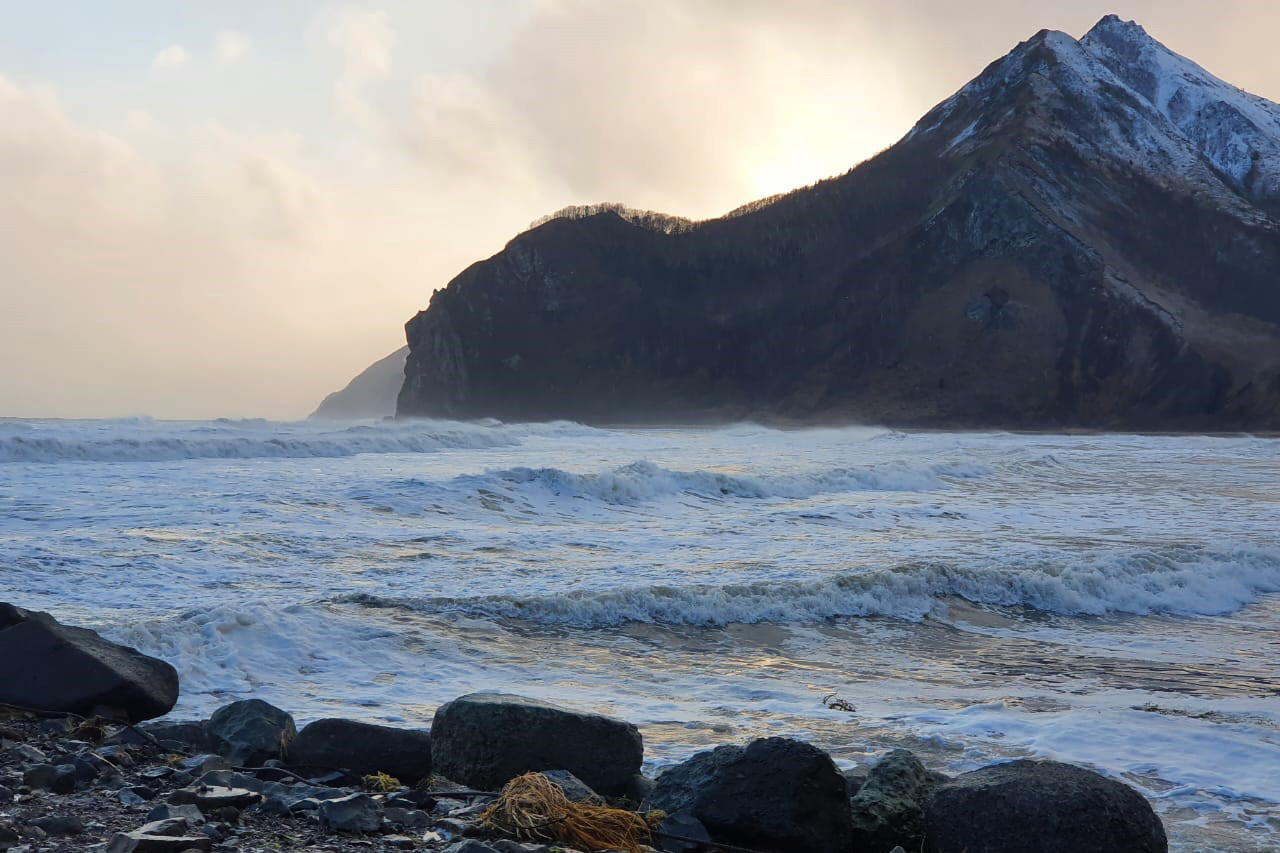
[923,759,1167,853]
[430,693,642,796]
[650,737,852,853]
[849,749,945,852]
[0,603,178,722]
[289,718,432,784]
[206,699,295,766]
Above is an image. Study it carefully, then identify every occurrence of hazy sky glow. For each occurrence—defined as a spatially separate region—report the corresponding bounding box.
[3,0,1280,419]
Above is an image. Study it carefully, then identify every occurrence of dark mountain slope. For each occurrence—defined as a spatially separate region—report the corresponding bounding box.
[398,16,1280,429]
[311,346,408,419]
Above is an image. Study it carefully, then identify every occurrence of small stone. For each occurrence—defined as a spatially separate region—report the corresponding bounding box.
[318,792,382,833]
[120,788,148,805]
[191,786,262,811]
[146,804,206,827]
[653,812,710,853]
[135,818,191,837]
[128,784,159,801]
[176,755,229,776]
[22,763,77,794]
[0,786,12,803]
[72,755,104,781]
[10,745,46,764]
[542,769,598,802]
[384,836,417,850]
[105,830,213,852]
[383,806,431,830]
[28,815,84,836]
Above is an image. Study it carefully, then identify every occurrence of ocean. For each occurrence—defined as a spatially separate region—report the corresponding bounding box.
[2,417,1277,850]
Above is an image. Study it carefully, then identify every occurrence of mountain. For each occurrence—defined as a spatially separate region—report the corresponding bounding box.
[311,346,408,419]
[398,16,1280,429]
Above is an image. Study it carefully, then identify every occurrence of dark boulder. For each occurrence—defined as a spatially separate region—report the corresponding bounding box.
[650,737,852,853]
[849,749,944,853]
[206,699,295,765]
[431,693,642,796]
[289,718,432,784]
[923,759,1167,853]
[0,603,178,722]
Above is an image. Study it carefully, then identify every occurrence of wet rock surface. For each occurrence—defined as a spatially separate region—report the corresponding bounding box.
[0,603,178,722]
[924,759,1169,853]
[290,718,433,785]
[650,736,853,853]
[431,693,643,797]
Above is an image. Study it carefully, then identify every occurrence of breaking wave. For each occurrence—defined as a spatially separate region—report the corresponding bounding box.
[0,419,597,463]
[335,547,1280,628]
[463,460,992,504]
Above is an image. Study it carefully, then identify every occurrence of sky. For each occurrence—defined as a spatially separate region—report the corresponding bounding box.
[3,1,1280,419]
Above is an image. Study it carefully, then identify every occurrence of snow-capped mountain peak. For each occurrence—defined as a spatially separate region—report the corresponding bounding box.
[1081,15,1280,200]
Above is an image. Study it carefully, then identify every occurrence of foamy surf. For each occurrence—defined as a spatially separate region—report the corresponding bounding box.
[4,419,1278,850]
[334,546,1280,627]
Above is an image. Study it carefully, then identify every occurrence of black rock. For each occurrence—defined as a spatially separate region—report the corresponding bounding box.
[206,699,295,765]
[383,806,432,830]
[28,815,83,836]
[842,768,867,797]
[145,803,206,826]
[288,718,432,784]
[431,692,643,796]
[139,720,216,753]
[650,737,852,853]
[105,827,213,852]
[541,769,598,802]
[22,763,77,794]
[923,759,1168,853]
[653,812,711,853]
[0,604,178,722]
[849,749,943,853]
[317,792,382,833]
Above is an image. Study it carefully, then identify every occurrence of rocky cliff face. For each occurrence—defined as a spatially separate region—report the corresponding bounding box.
[312,346,408,419]
[399,16,1280,429]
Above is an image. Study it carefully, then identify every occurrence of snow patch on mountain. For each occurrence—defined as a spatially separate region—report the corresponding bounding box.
[1081,15,1280,201]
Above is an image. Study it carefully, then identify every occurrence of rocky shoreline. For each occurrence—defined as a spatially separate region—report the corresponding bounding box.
[0,604,1169,853]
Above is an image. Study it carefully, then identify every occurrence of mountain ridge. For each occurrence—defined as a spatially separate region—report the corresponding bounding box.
[395,16,1280,429]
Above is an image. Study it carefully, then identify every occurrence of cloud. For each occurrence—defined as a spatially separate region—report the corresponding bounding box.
[327,8,395,125]
[151,44,188,71]
[215,30,250,64]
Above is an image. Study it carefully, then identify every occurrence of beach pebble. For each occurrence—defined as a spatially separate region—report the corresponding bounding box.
[317,792,382,833]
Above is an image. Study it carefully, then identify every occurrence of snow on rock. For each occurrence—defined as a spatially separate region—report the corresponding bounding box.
[1081,15,1280,201]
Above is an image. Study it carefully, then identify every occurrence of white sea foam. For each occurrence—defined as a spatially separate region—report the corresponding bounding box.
[5,420,1278,850]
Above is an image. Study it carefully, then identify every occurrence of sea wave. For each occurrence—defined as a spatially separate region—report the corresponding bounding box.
[334,547,1280,627]
[0,419,597,463]
[461,459,992,504]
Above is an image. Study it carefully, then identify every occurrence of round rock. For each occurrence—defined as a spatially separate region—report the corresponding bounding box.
[923,759,1167,853]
